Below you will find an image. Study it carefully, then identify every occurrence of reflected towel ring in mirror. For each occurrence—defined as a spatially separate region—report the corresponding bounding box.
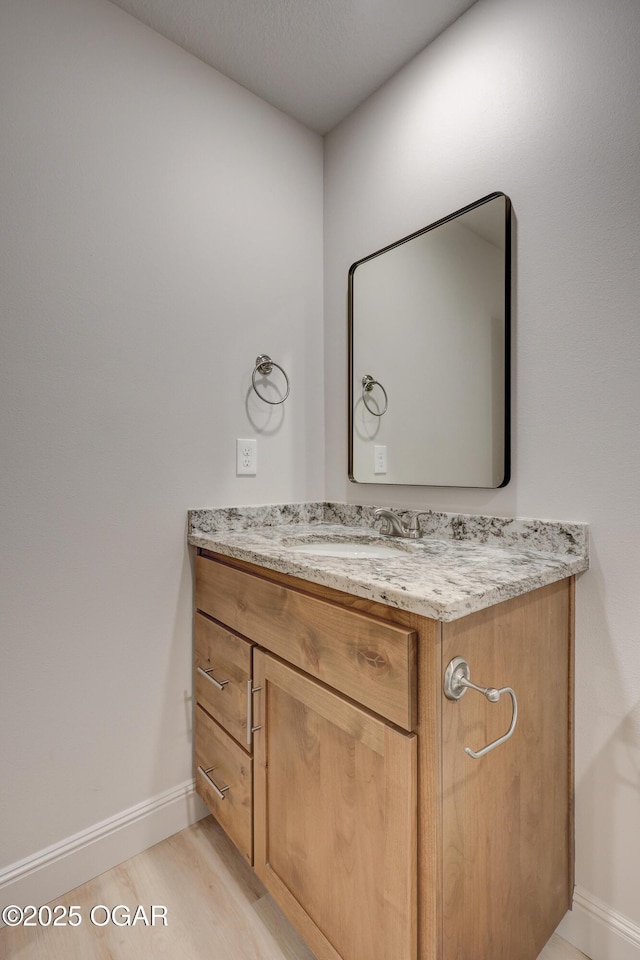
[362,374,388,416]
[252,354,290,405]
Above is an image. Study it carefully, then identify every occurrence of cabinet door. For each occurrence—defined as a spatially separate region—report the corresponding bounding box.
[253,650,417,960]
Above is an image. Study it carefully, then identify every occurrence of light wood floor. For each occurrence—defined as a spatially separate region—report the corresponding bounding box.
[1,816,591,960]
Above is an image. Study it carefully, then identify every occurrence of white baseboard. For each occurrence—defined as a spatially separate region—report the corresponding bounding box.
[558,886,640,960]
[0,779,208,922]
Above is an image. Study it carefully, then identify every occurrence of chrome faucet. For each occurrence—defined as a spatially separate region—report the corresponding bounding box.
[374,508,430,539]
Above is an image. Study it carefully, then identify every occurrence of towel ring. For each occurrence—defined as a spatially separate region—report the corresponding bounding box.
[252,354,290,405]
[362,374,388,416]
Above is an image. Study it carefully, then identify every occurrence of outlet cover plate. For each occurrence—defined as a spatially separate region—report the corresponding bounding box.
[236,438,257,475]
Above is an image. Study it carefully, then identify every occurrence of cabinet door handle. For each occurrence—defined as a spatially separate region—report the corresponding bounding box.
[246,680,263,746]
[197,765,230,800]
[443,656,518,759]
[197,666,229,691]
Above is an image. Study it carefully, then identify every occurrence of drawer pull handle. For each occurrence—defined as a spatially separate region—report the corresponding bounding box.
[197,666,229,691]
[443,656,518,759]
[197,765,230,800]
[246,680,263,746]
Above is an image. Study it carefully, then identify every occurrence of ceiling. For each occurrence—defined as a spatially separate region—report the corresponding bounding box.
[108,0,478,133]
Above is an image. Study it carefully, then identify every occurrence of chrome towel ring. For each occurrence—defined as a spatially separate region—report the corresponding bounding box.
[362,374,388,416]
[252,354,290,405]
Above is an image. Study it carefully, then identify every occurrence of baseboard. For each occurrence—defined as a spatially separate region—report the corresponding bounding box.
[558,886,640,960]
[0,779,209,922]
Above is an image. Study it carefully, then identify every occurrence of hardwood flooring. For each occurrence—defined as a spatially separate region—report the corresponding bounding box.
[0,817,591,960]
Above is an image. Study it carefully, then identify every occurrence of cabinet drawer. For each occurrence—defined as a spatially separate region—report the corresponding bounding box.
[195,613,253,748]
[195,704,252,864]
[196,555,416,731]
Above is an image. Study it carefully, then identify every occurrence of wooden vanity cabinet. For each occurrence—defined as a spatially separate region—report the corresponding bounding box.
[194,551,574,960]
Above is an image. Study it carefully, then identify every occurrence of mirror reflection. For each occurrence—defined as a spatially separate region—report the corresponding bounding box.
[349,192,511,488]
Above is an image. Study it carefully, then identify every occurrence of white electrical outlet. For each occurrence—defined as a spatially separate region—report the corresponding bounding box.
[236,438,257,476]
[374,444,387,475]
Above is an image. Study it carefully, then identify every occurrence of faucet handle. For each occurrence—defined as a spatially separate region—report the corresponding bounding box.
[406,511,432,539]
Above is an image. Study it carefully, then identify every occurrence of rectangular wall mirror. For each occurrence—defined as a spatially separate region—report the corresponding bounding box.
[348,192,511,488]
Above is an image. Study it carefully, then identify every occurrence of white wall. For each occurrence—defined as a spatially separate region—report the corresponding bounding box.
[324,0,640,955]
[0,0,323,884]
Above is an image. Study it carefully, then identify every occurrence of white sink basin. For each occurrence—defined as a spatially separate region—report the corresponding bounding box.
[288,541,401,559]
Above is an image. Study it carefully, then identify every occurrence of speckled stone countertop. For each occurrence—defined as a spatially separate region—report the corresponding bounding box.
[188,502,589,622]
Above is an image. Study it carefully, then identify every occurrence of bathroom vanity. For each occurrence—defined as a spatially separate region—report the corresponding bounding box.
[188,503,589,960]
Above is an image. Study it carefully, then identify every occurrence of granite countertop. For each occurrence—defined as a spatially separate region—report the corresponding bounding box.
[187,502,589,622]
